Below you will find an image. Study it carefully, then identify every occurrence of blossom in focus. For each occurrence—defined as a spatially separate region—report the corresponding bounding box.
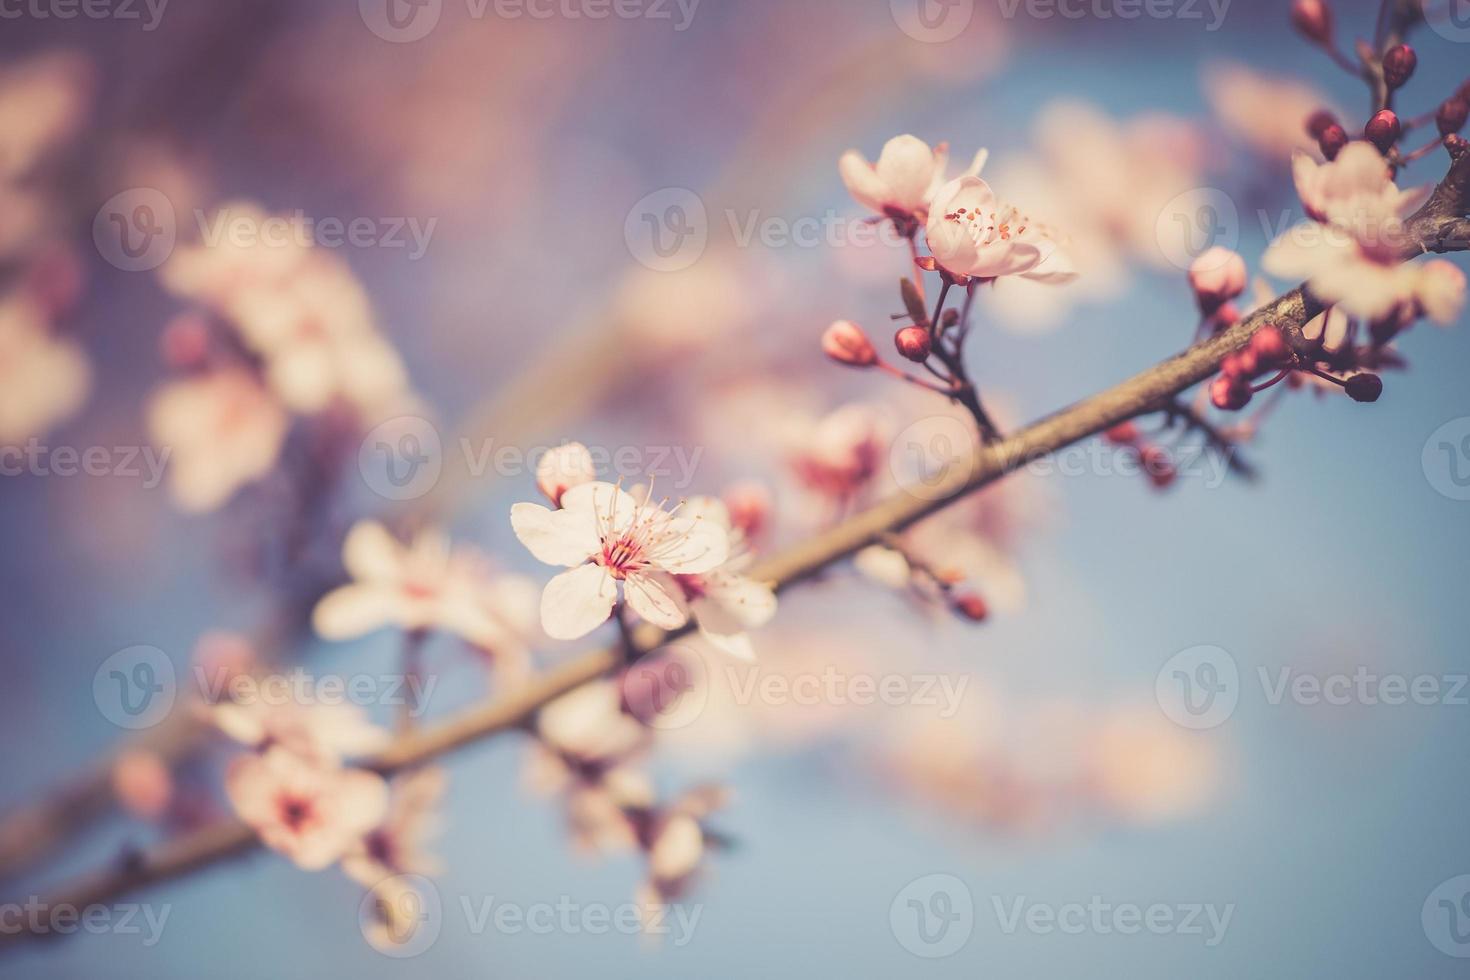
[0,296,89,445]
[342,767,447,886]
[511,481,729,639]
[925,176,1065,280]
[210,696,390,767]
[313,521,540,653]
[537,442,598,506]
[669,496,777,661]
[145,368,288,513]
[1265,143,1440,321]
[839,134,986,221]
[226,748,388,870]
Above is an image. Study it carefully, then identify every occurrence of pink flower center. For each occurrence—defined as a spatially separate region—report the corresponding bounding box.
[598,533,647,579]
[276,794,316,833]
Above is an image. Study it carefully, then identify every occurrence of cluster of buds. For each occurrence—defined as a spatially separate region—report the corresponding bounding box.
[1103,421,1176,491]
[1209,327,1293,411]
[1187,247,1247,322]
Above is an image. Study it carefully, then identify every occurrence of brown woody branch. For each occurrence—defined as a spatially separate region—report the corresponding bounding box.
[4,145,1469,954]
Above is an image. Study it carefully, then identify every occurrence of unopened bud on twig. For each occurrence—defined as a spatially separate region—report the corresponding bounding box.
[1249,326,1292,368]
[1318,123,1348,160]
[1290,0,1332,44]
[1344,373,1383,403]
[1365,110,1400,153]
[951,593,988,622]
[894,325,932,362]
[1382,44,1416,91]
[1438,98,1469,137]
[1210,374,1253,411]
[822,320,878,367]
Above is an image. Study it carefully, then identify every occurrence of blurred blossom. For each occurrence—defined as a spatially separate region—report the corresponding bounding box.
[210,696,390,768]
[0,50,93,182]
[145,368,289,513]
[225,748,388,870]
[1084,706,1219,824]
[312,521,540,660]
[111,750,174,822]
[342,767,447,887]
[0,294,90,445]
[1203,61,1337,160]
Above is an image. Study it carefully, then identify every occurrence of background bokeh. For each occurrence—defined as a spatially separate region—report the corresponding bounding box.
[2,0,1469,977]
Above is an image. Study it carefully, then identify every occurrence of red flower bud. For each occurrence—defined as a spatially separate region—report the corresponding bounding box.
[1365,110,1400,153]
[1344,373,1383,403]
[1105,421,1140,445]
[160,314,211,369]
[1249,326,1292,368]
[1438,98,1469,137]
[1139,445,1176,489]
[952,593,988,623]
[1382,44,1416,90]
[821,320,877,367]
[1210,374,1253,411]
[1318,123,1348,160]
[894,325,932,362]
[1305,109,1338,139]
[1290,0,1332,43]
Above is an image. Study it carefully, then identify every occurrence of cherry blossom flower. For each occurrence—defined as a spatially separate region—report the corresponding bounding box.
[0,51,93,182]
[342,767,447,886]
[210,697,390,767]
[0,296,89,445]
[536,442,598,507]
[146,368,288,513]
[511,481,729,639]
[840,135,986,222]
[633,785,728,922]
[312,521,540,653]
[225,749,388,870]
[785,403,891,505]
[925,176,1061,280]
[1264,143,1441,321]
[669,497,777,661]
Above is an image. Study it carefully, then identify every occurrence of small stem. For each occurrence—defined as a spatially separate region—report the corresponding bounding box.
[397,630,428,734]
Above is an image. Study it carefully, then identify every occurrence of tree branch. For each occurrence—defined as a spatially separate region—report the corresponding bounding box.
[6,137,1470,955]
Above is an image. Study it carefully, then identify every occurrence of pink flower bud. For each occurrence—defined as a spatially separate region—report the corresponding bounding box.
[1105,421,1140,445]
[1345,373,1383,403]
[1210,374,1252,411]
[951,593,988,622]
[536,442,597,507]
[1318,123,1348,160]
[1140,445,1177,489]
[1438,98,1469,137]
[822,320,877,368]
[1305,109,1338,139]
[113,751,174,822]
[1382,44,1416,90]
[1365,110,1400,153]
[1187,247,1247,313]
[1290,0,1332,43]
[1249,326,1292,368]
[893,325,931,362]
